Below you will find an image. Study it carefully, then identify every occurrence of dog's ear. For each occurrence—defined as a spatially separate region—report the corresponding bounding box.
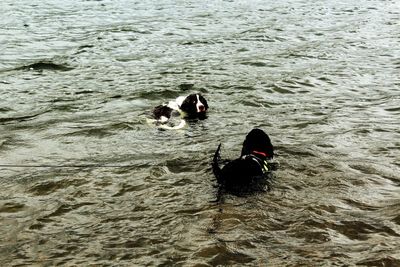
[180,94,196,113]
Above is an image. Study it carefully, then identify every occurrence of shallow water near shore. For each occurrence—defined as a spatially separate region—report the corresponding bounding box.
[1,0,400,266]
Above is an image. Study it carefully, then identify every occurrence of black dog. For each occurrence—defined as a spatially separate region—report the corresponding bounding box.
[212,128,275,194]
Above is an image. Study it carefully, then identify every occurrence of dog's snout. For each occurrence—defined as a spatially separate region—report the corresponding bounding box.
[198,105,205,112]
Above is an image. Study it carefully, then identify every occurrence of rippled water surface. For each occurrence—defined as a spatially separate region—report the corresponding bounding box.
[1,0,400,266]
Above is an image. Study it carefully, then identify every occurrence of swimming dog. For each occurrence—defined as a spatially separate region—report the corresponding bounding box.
[212,128,275,193]
[152,93,208,129]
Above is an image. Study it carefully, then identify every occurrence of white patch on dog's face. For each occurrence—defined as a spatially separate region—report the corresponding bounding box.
[196,94,206,113]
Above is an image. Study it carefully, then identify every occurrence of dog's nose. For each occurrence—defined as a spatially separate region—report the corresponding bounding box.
[198,105,205,112]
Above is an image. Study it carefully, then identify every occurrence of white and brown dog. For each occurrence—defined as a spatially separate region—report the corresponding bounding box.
[151,93,208,129]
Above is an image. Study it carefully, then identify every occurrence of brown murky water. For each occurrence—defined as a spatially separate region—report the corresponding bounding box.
[1,0,399,266]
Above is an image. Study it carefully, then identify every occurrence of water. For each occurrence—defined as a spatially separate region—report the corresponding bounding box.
[1,0,399,265]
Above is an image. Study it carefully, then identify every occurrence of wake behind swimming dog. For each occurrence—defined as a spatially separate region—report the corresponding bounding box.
[151,93,209,129]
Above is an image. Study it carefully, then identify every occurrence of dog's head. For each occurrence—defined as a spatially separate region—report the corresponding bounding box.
[241,128,274,159]
[180,93,208,118]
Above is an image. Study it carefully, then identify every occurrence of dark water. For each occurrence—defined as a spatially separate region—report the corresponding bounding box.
[1,0,400,266]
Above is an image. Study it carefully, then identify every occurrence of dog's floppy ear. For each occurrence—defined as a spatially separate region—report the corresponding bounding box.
[180,94,196,114]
